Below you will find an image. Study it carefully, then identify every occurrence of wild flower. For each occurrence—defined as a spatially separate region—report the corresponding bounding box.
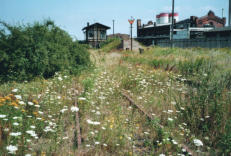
[58,77,63,81]
[86,144,90,147]
[30,125,36,129]
[13,122,19,126]
[96,111,101,115]
[44,126,54,132]
[26,130,37,138]
[34,105,40,108]
[168,118,174,121]
[87,119,100,125]
[168,110,173,113]
[95,141,100,145]
[60,108,68,113]
[28,102,33,106]
[19,101,25,105]
[172,140,178,145]
[15,95,22,100]
[6,145,18,154]
[63,137,68,140]
[182,123,187,126]
[144,132,150,135]
[205,115,210,118]
[78,97,86,101]
[71,106,79,112]
[101,126,106,130]
[12,89,18,93]
[171,101,176,105]
[25,154,32,156]
[138,96,143,100]
[4,128,9,132]
[38,111,44,115]
[10,132,22,136]
[0,114,6,118]
[26,139,31,142]
[103,143,108,147]
[159,154,165,156]
[193,139,203,147]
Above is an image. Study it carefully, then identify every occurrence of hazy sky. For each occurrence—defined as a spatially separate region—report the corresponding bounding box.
[1,0,229,40]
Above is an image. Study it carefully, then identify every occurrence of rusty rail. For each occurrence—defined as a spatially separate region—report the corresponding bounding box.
[121,91,196,156]
[73,82,82,148]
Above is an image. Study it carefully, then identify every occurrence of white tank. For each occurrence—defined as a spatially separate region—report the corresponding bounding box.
[159,13,169,24]
[156,14,160,24]
[169,13,179,23]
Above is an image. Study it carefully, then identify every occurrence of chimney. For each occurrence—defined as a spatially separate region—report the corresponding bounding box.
[229,0,231,26]
[86,22,89,42]
[137,19,141,29]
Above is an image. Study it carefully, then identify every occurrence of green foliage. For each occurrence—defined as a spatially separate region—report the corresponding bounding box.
[177,57,208,76]
[218,120,231,154]
[0,20,90,83]
[100,38,121,52]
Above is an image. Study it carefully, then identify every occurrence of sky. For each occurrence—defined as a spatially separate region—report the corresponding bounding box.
[0,0,229,40]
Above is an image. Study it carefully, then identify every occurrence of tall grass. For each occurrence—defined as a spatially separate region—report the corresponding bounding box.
[100,38,121,53]
[121,47,231,154]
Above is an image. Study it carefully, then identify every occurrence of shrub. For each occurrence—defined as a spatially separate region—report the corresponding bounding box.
[100,38,121,52]
[0,20,90,83]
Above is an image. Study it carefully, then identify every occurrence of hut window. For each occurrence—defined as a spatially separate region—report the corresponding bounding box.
[100,31,106,39]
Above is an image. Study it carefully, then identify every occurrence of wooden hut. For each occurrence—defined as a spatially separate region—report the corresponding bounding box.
[82,22,110,48]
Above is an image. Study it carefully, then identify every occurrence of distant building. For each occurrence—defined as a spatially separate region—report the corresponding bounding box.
[107,33,130,40]
[196,11,226,28]
[82,22,110,48]
[137,10,226,45]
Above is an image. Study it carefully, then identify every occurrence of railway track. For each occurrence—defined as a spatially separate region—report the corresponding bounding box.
[121,90,196,156]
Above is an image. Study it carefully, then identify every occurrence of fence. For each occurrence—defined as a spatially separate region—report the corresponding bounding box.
[156,38,231,48]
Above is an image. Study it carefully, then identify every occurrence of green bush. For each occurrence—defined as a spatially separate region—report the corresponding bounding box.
[0,20,90,83]
[100,38,121,52]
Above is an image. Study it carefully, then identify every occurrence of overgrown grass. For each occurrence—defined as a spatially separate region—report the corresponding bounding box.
[121,47,231,155]
[100,38,121,53]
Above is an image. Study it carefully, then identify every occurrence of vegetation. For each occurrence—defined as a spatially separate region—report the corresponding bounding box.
[1,26,231,155]
[0,20,90,83]
[100,38,121,52]
[121,47,231,155]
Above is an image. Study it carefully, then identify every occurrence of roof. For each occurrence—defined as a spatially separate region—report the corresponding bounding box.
[82,23,110,30]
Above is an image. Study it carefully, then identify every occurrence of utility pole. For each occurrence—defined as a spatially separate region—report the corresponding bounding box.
[171,0,175,48]
[113,20,115,36]
[222,8,224,18]
[128,17,135,51]
[229,0,231,26]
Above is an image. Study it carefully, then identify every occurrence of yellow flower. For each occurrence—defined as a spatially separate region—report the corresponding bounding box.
[120,136,123,140]
[33,112,38,116]
[5,96,11,101]
[21,109,25,112]
[41,152,46,156]
[32,99,38,105]
[110,124,113,129]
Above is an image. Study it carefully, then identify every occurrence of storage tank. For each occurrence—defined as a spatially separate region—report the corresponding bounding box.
[156,14,160,24]
[169,13,179,23]
[159,13,169,24]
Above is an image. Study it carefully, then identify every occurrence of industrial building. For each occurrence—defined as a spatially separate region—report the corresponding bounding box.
[137,10,227,46]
